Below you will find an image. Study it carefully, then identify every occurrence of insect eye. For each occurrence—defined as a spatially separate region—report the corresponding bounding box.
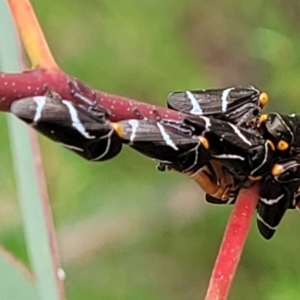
[112,123,124,138]
[277,140,289,151]
[252,108,260,117]
[259,92,268,107]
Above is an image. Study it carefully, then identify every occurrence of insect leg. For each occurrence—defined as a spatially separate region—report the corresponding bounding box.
[68,78,111,117]
[191,160,235,201]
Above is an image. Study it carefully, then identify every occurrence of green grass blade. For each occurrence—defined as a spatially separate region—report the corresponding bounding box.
[0,1,65,299]
[0,247,38,300]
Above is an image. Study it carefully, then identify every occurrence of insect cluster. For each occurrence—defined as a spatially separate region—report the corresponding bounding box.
[10,83,300,239]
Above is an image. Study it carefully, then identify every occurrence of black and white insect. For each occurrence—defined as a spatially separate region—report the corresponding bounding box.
[168,86,268,128]
[166,89,300,239]
[10,84,300,240]
[164,87,270,205]
[10,92,122,161]
[182,114,275,179]
[112,119,211,174]
[112,113,277,215]
[113,112,276,180]
[112,117,243,200]
[256,158,300,239]
[206,156,300,239]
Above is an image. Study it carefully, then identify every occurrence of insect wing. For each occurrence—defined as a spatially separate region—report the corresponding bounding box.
[257,160,300,240]
[287,113,300,150]
[257,200,288,240]
[11,96,122,161]
[168,89,223,116]
[115,119,210,172]
[256,175,297,239]
[168,86,261,123]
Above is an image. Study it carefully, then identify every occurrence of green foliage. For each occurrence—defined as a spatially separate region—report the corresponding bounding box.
[1,0,300,299]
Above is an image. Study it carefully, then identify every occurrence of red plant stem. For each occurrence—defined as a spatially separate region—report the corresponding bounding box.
[0,69,183,122]
[204,184,260,300]
[4,0,183,123]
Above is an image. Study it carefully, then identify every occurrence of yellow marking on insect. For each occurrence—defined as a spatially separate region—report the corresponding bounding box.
[277,140,289,151]
[259,92,268,107]
[199,136,209,149]
[111,123,124,137]
[272,164,285,176]
[258,113,268,124]
[248,175,262,181]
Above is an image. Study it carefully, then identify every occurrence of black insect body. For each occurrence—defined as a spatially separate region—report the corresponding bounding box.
[259,112,300,153]
[206,156,300,239]
[183,115,275,179]
[165,87,269,205]
[251,113,300,237]
[112,119,211,174]
[168,86,268,128]
[257,158,300,239]
[166,91,300,238]
[10,93,122,161]
[10,85,300,240]
[130,113,279,227]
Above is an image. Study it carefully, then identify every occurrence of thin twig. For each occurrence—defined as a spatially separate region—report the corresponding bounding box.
[7,0,59,69]
[204,184,259,300]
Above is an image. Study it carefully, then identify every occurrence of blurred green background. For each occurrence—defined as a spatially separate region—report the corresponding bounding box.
[1,0,300,299]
